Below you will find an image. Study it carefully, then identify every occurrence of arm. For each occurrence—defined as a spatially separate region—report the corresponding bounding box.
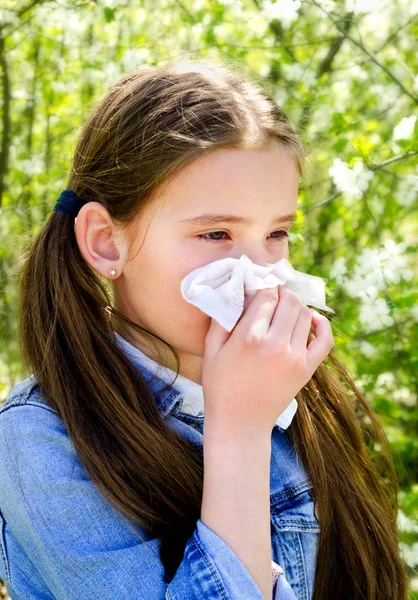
[0,403,295,599]
[201,420,272,600]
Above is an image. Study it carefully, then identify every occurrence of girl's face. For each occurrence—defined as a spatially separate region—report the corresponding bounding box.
[76,140,300,384]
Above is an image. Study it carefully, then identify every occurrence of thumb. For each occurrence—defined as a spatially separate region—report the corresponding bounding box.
[204,317,231,359]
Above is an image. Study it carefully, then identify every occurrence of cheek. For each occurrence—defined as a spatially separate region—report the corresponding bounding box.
[141,268,212,354]
[135,239,219,353]
[174,289,213,339]
[157,301,212,357]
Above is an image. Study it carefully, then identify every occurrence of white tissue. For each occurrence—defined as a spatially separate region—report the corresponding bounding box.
[180,254,334,431]
[180,254,335,333]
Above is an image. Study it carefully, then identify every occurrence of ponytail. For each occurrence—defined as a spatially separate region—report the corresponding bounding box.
[19,209,203,579]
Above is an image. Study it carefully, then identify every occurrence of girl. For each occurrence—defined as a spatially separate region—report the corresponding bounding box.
[0,59,408,599]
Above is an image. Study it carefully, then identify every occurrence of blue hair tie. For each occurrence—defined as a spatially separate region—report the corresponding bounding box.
[53,189,84,218]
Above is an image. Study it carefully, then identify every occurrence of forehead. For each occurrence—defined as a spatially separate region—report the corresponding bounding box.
[152,144,300,220]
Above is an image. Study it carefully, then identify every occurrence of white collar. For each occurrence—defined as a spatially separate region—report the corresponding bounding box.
[113,331,204,416]
[113,330,297,428]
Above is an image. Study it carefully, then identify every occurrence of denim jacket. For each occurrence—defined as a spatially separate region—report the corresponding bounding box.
[0,352,320,599]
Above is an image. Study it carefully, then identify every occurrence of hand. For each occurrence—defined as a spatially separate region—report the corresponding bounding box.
[201,286,334,435]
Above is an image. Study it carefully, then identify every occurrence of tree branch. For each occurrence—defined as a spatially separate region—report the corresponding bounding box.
[298,11,355,131]
[310,0,418,104]
[0,34,11,206]
[304,152,418,212]
[251,0,296,60]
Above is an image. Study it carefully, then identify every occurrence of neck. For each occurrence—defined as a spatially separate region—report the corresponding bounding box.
[112,320,204,385]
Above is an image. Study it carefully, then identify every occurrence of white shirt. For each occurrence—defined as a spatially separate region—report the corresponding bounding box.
[113,331,298,430]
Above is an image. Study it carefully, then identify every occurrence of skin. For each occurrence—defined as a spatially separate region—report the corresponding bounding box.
[74,139,300,385]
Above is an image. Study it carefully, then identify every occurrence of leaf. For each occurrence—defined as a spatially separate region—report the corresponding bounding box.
[103,7,116,22]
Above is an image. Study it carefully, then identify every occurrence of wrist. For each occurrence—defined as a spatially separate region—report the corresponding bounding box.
[203,416,272,445]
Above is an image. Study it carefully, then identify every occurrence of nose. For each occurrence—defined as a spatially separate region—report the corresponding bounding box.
[232,246,288,267]
[237,245,288,311]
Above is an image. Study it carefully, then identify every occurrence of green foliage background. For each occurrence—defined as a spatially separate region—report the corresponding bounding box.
[0,0,417,596]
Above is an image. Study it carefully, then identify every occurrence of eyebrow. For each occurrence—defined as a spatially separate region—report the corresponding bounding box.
[178,213,297,227]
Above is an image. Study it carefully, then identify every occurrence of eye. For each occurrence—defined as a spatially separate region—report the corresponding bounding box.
[196,230,291,243]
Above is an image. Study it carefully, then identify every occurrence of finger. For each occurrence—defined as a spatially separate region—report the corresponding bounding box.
[289,305,313,351]
[234,286,279,341]
[204,317,232,359]
[306,310,334,371]
[268,287,303,343]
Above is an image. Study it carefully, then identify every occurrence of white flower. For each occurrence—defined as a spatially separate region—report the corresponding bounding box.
[393,115,417,142]
[355,375,373,391]
[346,251,383,293]
[219,0,244,13]
[359,296,394,331]
[13,89,32,100]
[356,249,382,274]
[400,542,418,568]
[343,242,413,298]
[331,80,351,111]
[350,64,368,82]
[396,170,418,207]
[101,63,123,87]
[0,9,20,26]
[329,257,347,285]
[258,63,271,78]
[261,0,301,28]
[329,158,374,201]
[315,0,335,10]
[375,371,396,391]
[213,23,233,42]
[284,63,316,86]
[371,194,384,214]
[18,156,44,176]
[358,341,378,358]
[274,88,288,106]
[344,277,378,297]
[392,388,416,407]
[36,6,88,34]
[360,9,391,42]
[379,239,414,283]
[121,48,150,73]
[345,0,381,13]
[352,161,374,192]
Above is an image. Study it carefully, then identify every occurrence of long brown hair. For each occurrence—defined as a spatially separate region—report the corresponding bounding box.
[18,59,408,598]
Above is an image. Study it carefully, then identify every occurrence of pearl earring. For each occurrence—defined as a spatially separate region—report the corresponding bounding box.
[108,267,117,279]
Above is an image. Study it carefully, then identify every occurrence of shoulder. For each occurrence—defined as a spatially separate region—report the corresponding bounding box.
[0,373,144,554]
[0,375,81,518]
[0,375,69,471]
[1,373,57,416]
[0,380,168,599]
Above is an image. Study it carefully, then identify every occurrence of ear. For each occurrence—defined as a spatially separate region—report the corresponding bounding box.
[74,202,128,279]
